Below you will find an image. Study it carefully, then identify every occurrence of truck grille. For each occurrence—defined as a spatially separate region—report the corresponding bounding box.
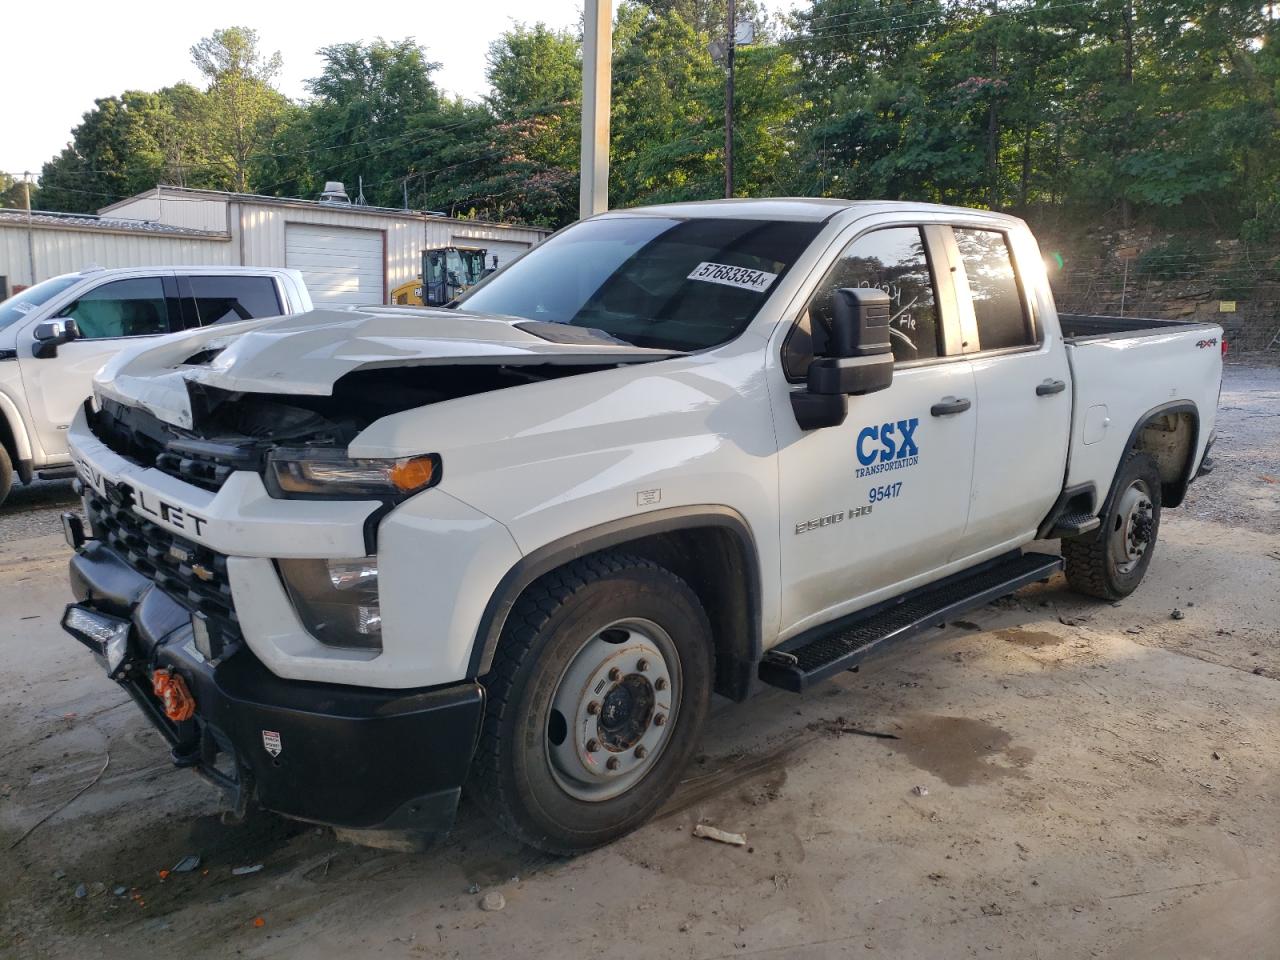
[86,492,240,643]
[88,400,258,493]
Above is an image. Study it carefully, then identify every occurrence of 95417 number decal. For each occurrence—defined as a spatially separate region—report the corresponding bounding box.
[868,482,903,503]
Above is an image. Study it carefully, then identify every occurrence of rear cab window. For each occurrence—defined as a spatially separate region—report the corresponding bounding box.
[183,275,283,326]
[952,228,1036,351]
[783,226,942,380]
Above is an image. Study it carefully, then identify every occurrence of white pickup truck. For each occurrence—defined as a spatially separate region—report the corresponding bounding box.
[0,266,312,506]
[57,200,1222,854]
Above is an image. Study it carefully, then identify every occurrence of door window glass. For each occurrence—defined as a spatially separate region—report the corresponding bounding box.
[188,276,282,325]
[61,277,170,339]
[953,229,1034,350]
[783,227,939,379]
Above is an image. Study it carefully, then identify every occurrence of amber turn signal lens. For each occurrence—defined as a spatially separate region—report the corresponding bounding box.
[389,455,437,492]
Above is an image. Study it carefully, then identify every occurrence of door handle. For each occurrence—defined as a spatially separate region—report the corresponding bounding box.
[1036,379,1067,396]
[930,396,971,417]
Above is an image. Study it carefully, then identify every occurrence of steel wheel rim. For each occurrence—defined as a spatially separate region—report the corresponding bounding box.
[545,618,680,802]
[1111,479,1154,574]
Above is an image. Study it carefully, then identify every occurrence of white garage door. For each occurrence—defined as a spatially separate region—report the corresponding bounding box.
[452,236,531,272]
[286,223,384,307]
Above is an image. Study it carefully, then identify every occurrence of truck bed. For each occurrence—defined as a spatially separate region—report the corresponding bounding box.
[1058,313,1218,342]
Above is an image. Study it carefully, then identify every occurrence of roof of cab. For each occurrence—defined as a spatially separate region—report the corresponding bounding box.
[611,197,1025,226]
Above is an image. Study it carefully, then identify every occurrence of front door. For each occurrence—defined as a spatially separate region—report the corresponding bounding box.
[19,275,177,460]
[770,225,978,639]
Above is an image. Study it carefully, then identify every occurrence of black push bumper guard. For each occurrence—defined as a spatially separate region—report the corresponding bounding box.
[62,540,485,836]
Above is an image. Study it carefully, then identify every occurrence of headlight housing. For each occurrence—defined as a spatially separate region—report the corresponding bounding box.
[266,449,440,500]
[277,556,382,651]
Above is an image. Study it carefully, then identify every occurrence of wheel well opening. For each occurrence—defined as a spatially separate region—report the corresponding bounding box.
[1134,410,1197,507]
[599,527,758,702]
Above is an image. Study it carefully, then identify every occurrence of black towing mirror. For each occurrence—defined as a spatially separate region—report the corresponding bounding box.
[31,318,81,359]
[791,287,895,430]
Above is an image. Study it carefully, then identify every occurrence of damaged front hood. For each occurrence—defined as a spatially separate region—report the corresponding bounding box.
[95,306,678,429]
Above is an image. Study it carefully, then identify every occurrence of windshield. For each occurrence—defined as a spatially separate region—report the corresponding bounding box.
[0,274,81,333]
[454,216,822,351]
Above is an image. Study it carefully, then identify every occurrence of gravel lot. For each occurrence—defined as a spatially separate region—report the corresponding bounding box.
[0,359,1276,960]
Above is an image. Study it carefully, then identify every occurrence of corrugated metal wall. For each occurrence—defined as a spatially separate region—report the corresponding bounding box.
[106,195,229,232]
[233,201,548,293]
[0,224,233,287]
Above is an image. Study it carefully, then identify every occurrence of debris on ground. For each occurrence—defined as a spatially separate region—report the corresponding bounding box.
[231,864,263,876]
[467,882,481,895]
[693,823,747,846]
[73,883,87,899]
[1171,609,1185,620]
[252,917,265,928]
[172,855,201,873]
[113,886,126,896]
[480,892,506,912]
[911,785,930,797]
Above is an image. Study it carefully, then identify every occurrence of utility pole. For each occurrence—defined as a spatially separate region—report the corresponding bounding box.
[579,0,612,219]
[724,0,737,199]
[22,172,36,286]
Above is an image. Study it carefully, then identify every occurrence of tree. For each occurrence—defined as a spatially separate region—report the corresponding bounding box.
[190,26,289,192]
[0,173,33,210]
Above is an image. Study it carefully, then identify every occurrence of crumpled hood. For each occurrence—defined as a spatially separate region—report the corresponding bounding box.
[94,306,677,429]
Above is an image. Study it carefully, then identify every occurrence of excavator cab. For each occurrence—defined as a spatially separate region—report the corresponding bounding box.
[390,245,488,306]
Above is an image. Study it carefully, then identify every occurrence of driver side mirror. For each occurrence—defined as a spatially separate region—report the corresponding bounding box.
[32,318,81,359]
[791,287,894,430]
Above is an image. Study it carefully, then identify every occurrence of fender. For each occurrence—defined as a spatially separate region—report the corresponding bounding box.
[468,505,763,688]
[0,388,35,482]
[1103,400,1200,515]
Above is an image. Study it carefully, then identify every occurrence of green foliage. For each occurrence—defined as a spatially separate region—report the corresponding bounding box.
[25,3,1280,239]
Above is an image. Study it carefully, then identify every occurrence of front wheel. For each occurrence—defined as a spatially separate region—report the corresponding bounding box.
[1064,451,1162,600]
[469,553,712,854]
[0,444,13,508]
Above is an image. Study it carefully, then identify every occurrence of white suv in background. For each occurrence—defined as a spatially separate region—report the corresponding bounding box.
[0,266,312,506]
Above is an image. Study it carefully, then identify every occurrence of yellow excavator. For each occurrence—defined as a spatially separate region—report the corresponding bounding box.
[390,245,493,306]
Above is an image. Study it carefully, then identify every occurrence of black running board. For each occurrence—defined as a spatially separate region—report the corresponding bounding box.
[758,551,1063,693]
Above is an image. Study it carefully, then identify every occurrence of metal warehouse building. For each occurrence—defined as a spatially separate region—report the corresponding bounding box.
[1,186,550,307]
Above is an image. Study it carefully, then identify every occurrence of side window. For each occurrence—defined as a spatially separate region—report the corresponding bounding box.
[952,229,1034,350]
[188,276,283,325]
[60,277,171,339]
[783,227,940,379]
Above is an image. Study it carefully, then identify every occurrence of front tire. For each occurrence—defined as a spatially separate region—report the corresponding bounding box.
[1063,450,1162,600]
[469,552,713,854]
[0,445,13,509]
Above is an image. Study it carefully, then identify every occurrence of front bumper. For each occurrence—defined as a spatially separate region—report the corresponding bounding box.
[64,540,485,834]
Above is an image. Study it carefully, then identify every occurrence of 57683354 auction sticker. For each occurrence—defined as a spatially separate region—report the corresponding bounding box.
[687,261,778,292]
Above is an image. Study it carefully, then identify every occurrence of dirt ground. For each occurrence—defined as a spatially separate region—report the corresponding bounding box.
[0,359,1276,960]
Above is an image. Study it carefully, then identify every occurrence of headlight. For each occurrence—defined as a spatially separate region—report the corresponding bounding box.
[266,448,440,500]
[277,556,382,651]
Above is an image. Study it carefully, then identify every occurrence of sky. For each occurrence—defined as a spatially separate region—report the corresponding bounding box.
[0,0,593,180]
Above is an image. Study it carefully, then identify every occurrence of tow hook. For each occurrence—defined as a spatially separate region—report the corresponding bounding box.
[152,668,197,722]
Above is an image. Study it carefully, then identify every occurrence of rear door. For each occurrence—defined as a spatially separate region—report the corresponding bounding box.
[19,274,179,460]
[948,225,1072,556]
[770,224,978,637]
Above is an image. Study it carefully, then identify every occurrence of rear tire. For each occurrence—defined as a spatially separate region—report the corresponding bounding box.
[0,445,13,509]
[1063,451,1162,600]
[469,552,713,854]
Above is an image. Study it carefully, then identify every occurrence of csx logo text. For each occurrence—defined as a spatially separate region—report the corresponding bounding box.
[855,418,920,478]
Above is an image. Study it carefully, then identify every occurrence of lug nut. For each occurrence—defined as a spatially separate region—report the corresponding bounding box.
[608,667,622,682]
[634,745,648,759]
[586,739,599,752]
[606,756,621,771]
[654,677,668,691]
[636,658,649,672]
[654,713,667,727]
[587,700,601,715]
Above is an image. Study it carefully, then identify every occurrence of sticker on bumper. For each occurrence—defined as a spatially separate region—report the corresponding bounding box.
[262,730,282,757]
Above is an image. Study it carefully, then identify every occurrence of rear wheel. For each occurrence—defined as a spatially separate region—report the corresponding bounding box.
[1064,451,1162,600]
[469,552,712,854]
[0,445,13,508]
